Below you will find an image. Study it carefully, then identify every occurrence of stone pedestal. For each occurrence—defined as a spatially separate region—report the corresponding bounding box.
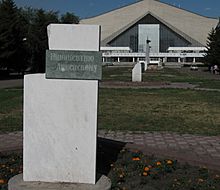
[9,174,111,190]
[132,63,142,82]
[23,24,101,184]
[24,74,98,184]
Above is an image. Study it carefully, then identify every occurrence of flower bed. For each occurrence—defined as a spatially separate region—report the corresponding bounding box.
[1,150,220,190]
[0,153,22,190]
[108,149,220,190]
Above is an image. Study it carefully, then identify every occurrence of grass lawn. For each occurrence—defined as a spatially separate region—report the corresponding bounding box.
[102,66,220,89]
[99,88,220,135]
[102,66,132,81]
[0,87,220,135]
[0,88,23,133]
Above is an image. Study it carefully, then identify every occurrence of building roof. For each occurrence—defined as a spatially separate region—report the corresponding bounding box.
[80,0,218,46]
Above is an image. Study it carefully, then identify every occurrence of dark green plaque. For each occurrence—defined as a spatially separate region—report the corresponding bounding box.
[46,50,102,80]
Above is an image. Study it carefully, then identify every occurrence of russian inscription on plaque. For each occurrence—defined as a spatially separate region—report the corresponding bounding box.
[46,50,102,80]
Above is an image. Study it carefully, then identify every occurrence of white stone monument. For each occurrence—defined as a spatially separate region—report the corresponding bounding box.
[23,24,100,184]
[132,62,142,82]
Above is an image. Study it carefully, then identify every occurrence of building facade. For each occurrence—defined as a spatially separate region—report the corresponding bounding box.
[81,0,219,64]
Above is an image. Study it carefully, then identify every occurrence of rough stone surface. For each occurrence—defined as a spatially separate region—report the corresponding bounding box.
[132,63,142,82]
[8,174,111,190]
[23,74,98,184]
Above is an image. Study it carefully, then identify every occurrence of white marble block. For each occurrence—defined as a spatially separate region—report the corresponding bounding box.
[24,24,100,184]
[47,24,100,51]
[23,74,98,184]
[132,63,142,82]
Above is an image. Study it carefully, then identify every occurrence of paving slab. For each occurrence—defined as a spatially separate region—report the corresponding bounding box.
[1,130,220,171]
[0,79,23,89]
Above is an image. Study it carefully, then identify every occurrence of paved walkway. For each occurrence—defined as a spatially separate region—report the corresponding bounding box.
[0,79,23,89]
[1,79,220,92]
[1,130,220,171]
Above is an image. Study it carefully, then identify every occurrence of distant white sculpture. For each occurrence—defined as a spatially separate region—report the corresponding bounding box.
[132,62,142,82]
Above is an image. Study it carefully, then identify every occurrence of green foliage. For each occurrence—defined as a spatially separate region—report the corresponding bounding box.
[0,153,22,190]
[204,21,220,67]
[0,0,28,72]
[0,0,80,74]
[61,12,79,24]
[109,150,220,190]
[26,9,59,72]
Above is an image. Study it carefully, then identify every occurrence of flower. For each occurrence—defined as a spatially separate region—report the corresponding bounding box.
[144,167,150,172]
[143,172,148,176]
[167,160,173,165]
[132,157,140,161]
[156,161,161,166]
[198,178,204,183]
[119,174,124,178]
[215,175,220,179]
[0,179,6,184]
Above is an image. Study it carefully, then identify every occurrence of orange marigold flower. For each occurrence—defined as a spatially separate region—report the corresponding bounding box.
[156,161,161,166]
[144,167,150,172]
[167,160,173,165]
[0,179,6,184]
[143,172,148,176]
[132,157,140,161]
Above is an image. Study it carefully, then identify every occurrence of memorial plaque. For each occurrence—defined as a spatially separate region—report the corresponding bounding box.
[46,50,102,80]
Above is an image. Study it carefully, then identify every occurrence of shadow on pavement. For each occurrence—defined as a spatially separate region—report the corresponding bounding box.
[96,137,126,178]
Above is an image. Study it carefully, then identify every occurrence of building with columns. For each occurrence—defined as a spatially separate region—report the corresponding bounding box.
[81,0,219,64]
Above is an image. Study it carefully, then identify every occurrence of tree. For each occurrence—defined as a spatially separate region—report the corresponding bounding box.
[0,0,28,73]
[60,12,79,24]
[0,0,80,74]
[205,20,220,67]
[28,9,59,73]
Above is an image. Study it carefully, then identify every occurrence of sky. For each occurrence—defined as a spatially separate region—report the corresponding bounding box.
[13,0,220,19]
